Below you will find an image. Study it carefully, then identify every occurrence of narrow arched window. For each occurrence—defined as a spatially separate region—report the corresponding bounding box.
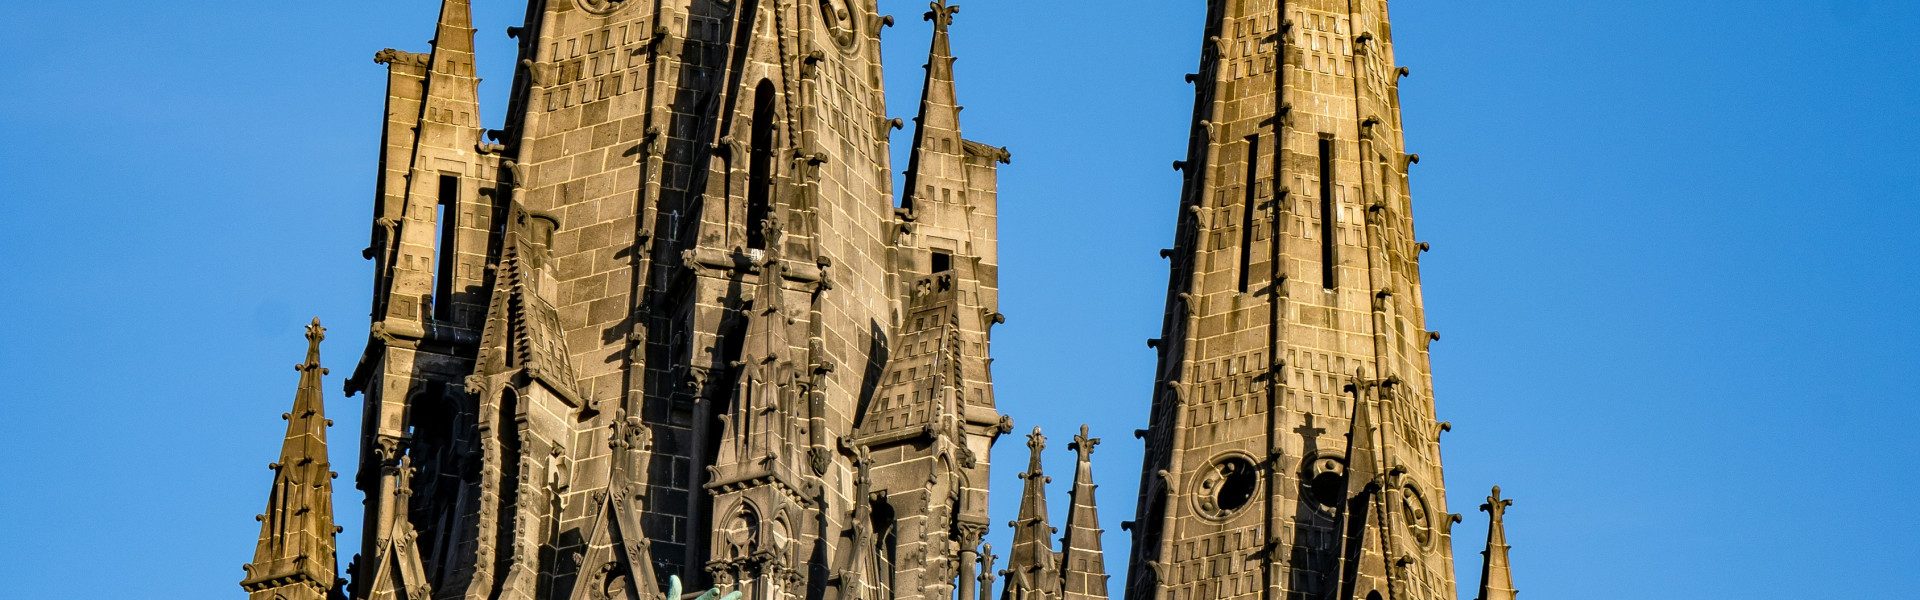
[1318,136,1338,290]
[746,80,776,251]
[433,174,460,320]
[1238,135,1260,293]
[869,501,898,600]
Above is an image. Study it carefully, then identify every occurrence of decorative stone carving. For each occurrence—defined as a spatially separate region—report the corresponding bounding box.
[721,504,760,559]
[1400,484,1435,548]
[820,0,860,50]
[1191,453,1259,521]
[574,0,632,16]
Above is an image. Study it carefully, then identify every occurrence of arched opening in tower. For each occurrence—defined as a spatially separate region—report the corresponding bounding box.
[869,500,898,599]
[746,80,777,251]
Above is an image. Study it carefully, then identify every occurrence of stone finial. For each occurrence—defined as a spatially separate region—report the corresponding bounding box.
[925,0,960,26]
[1480,486,1512,520]
[1025,427,1047,470]
[1069,424,1099,463]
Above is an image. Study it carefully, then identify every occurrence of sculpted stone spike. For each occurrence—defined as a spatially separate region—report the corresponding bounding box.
[241,320,341,600]
[1060,425,1109,600]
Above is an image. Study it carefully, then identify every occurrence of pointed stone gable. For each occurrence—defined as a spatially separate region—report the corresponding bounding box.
[473,213,582,400]
[569,490,661,600]
[854,279,962,442]
[424,0,480,132]
[1334,375,1392,600]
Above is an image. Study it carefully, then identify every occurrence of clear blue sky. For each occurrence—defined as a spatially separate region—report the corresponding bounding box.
[1,1,1915,598]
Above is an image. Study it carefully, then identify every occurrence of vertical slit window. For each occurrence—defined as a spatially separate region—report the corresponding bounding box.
[746,80,776,251]
[434,174,459,320]
[1239,135,1260,293]
[1318,137,1337,290]
[870,501,898,600]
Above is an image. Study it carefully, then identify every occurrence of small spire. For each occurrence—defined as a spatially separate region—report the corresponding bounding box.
[424,0,481,130]
[1475,486,1518,600]
[901,0,968,211]
[756,216,789,317]
[430,0,475,68]
[1059,425,1109,600]
[1002,427,1060,600]
[841,449,878,597]
[977,543,998,600]
[241,319,342,600]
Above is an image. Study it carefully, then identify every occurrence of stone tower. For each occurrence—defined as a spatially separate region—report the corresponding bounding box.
[1122,2,1485,600]
[237,0,1110,599]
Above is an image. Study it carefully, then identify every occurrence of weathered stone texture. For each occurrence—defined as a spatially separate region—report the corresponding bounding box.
[1121,2,1508,600]
[243,2,1518,600]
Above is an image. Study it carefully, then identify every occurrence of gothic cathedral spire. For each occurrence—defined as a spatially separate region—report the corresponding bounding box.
[267,0,1017,595]
[256,0,1524,598]
[1124,2,1477,600]
[241,319,343,600]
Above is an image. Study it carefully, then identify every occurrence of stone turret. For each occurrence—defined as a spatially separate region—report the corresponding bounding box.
[347,0,502,593]
[846,3,1012,597]
[241,319,343,600]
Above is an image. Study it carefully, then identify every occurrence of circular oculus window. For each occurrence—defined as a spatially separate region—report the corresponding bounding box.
[1304,455,1348,511]
[575,0,632,16]
[818,0,860,50]
[1400,484,1435,548]
[1193,454,1261,520]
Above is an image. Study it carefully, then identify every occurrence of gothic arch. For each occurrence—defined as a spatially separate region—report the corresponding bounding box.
[719,500,762,560]
[746,79,778,250]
